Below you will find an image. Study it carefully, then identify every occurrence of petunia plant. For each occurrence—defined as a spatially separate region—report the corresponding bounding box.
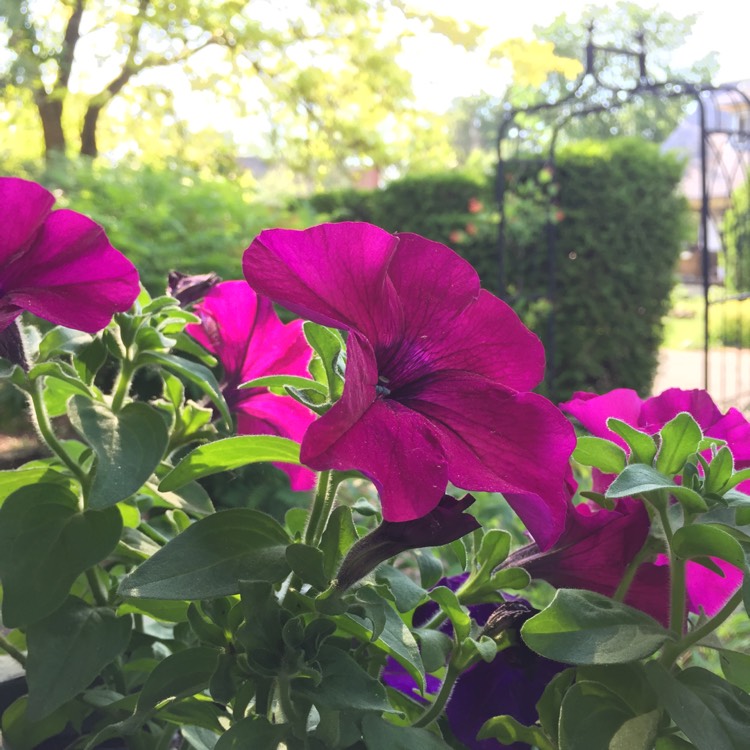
[0,175,749,750]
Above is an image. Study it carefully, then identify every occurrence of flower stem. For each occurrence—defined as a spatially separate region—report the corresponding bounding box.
[111,359,136,412]
[661,589,744,667]
[412,663,460,728]
[28,377,87,488]
[656,503,687,637]
[86,567,109,607]
[0,633,26,667]
[612,540,652,603]
[303,470,340,547]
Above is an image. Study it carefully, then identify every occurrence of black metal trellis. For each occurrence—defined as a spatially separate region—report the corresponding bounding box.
[497,25,750,406]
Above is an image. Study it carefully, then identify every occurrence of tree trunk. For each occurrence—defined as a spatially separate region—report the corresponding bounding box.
[80,104,102,158]
[36,96,66,158]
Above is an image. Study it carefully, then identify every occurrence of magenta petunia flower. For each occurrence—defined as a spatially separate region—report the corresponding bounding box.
[0,177,139,334]
[560,387,745,618]
[186,280,316,491]
[504,499,673,624]
[243,222,575,548]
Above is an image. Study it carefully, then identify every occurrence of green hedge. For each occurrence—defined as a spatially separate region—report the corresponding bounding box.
[22,160,313,293]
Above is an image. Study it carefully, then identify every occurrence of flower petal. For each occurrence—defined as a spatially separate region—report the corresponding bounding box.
[640,388,722,432]
[301,335,448,521]
[243,222,402,342]
[560,389,644,448]
[0,177,54,265]
[387,235,544,390]
[406,374,575,549]
[187,281,312,388]
[3,209,139,332]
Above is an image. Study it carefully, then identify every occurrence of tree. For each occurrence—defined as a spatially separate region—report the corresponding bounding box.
[0,0,479,182]
[447,1,720,163]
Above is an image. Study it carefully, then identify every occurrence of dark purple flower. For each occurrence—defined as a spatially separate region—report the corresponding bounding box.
[167,270,221,307]
[0,177,139,333]
[243,222,575,548]
[335,494,480,590]
[385,576,565,749]
[186,280,316,491]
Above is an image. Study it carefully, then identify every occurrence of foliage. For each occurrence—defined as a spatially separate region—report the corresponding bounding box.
[724,178,750,295]
[0,0,473,182]
[15,159,313,294]
[505,137,690,399]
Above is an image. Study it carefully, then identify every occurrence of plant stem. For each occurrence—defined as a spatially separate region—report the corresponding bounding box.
[111,359,136,412]
[413,663,459,728]
[661,589,743,667]
[303,470,340,547]
[28,377,87,488]
[86,567,109,607]
[656,502,687,637]
[0,633,27,667]
[612,540,652,602]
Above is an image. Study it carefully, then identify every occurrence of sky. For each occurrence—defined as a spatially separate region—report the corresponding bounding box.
[404,0,750,111]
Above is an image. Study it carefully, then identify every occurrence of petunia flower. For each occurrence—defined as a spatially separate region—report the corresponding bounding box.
[243,222,575,549]
[503,499,672,624]
[0,176,139,334]
[186,280,316,491]
[384,575,565,749]
[560,387,745,618]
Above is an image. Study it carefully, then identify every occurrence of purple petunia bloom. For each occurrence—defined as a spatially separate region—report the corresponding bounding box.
[186,280,316,491]
[0,176,139,334]
[560,387,745,618]
[384,575,565,749]
[243,222,575,548]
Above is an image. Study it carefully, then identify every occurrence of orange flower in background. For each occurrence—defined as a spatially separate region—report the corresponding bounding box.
[465,222,477,236]
[467,197,483,214]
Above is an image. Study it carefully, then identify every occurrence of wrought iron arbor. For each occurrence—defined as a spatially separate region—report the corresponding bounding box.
[497,25,750,406]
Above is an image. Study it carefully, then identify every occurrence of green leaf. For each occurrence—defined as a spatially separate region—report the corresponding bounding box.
[558,681,633,750]
[656,412,703,476]
[705,446,735,495]
[119,509,291,599]
[521,589,673,664]
[0,484,122,627]
[429,586,471,641]
[646,663,750,750]
[140,351,231,427]
[117,599,189,623]
[415,629,452,673]
[718,648,750,692]
[304,322,345,399]
[68,397,168,509]
[607,419,657,465]
[38,326,93,359]
[1,696,70,750]
[414,549,442,589]
[573,435,627,473]
[286,543,329,590]
[479,715,553,750]
[376,565,427,613]
[159,435,301,492]
[536,668,576,745]
[295,645,390,711]
[0,467,77,506]
[320,505,359,580]
[214,716,287,750]
[606,464,708,513]
[29,361,94,399]
[26,596,132,720]
[609,710,661,750]
[239,374,327,395]
[361,715,450,749]
[672,524,748,570]
[475,528,512,570]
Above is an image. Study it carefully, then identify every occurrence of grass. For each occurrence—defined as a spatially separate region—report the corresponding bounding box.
[662,285,705,351]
